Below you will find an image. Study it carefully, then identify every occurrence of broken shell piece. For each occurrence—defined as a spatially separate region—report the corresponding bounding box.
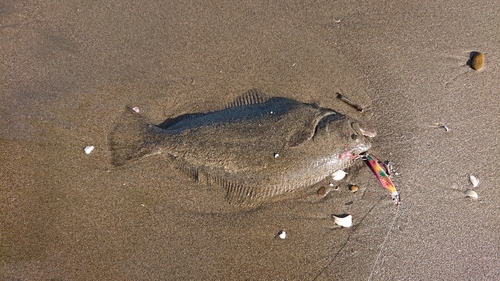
[84,146,94,154]
[332,170,347,181]
[349,185,359,193]
[469,175,479,187]
[332,214,352,228]
[465,189,478,199]
[132,107,140,113]
[431,123,450,132]
[274,153,279,158]
[277,230,286,239]
[329,184,340,190]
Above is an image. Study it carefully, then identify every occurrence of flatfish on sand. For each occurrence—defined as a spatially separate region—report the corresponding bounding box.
[108,90,374,207]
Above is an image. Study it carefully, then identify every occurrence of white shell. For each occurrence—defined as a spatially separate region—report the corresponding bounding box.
[465,189,478,199]
[132,107,140,113]
[332,170,347,181]
[274,153,279,158]
[469,175,479,187]
[84,146,94,154]
[332,214,352,228]
[278,230,286,239]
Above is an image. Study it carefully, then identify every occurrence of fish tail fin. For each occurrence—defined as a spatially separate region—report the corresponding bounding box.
[108,107,165,166]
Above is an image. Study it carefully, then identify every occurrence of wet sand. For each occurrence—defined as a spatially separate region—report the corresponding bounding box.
[1,0,499,280]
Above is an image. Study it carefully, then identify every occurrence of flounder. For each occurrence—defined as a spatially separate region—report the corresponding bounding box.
[108,90,374,207]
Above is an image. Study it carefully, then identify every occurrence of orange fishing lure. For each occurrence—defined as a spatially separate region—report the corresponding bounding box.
[364,154,400,205]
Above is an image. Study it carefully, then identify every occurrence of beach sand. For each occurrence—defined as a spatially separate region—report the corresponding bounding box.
[1,0,499,280]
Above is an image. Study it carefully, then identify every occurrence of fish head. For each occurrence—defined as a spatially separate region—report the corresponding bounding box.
[346,120,375,155]
[309,109,375,158]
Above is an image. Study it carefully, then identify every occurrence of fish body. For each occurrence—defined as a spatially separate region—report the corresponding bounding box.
[109,90,374,207]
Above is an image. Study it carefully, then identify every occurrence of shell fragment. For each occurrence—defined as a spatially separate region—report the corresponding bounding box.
[465,189,478,199]
[332,214,352,228]
[469,175,479,187]
[332,170,347,181]
[84,146,94,154]
[277,230,287,239]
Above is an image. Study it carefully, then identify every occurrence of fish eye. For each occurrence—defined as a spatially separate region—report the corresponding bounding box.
[351,133,358,140]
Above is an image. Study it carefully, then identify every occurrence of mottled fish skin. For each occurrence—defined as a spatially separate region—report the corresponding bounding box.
[108,90,373,207]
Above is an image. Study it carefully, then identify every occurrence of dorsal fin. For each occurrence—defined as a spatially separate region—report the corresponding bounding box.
[227,89,269,108]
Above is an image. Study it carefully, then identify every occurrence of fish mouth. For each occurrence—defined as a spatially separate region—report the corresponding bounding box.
[353,142,371,155]
[351,122,376,138]
[340,142,371,160]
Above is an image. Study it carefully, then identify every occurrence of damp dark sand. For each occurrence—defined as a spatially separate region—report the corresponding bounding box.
[1,1,499,280]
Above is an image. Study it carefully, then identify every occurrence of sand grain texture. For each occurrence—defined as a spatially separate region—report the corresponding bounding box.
[1,0,499,280]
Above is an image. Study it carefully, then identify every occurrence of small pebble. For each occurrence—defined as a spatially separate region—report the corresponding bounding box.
[274,153,279,158]
[84,146,94,154]
[332,214,352,228]
[465,189,478,199]
[132,107,140,113]
[317,186,327,197]
[332,170,347,181]
[349,185,359,193]
[277,230,286,239]
[469,175,479,187]
[471,52,484,70]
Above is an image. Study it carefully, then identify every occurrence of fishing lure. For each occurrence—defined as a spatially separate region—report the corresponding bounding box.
[363,154,401,205]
